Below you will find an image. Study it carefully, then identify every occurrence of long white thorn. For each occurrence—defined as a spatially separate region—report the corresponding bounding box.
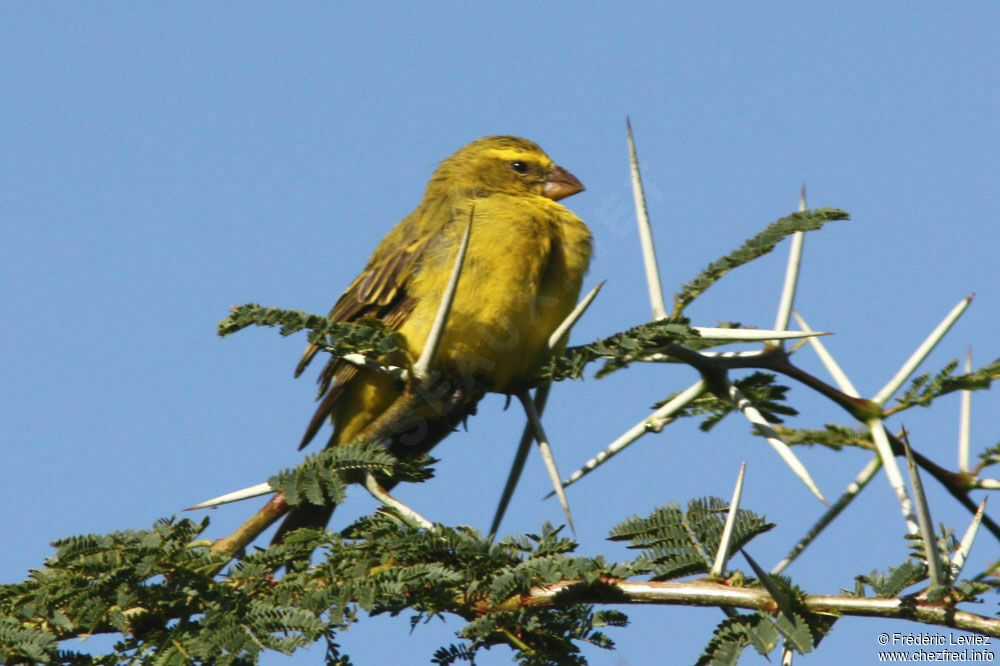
[959,346,973,473]
[519,390,575,533]
[594,329,826,368]
[729,382,827,504]
[793,311,860,397]
[341,353,409,381]
[412,209,474,380]
[548,281,605,350]
[772,455,882,574]
[694,349,771,360]
[186,482,274,510]
[773,185,807,335]
[869,419,919,533]
[951,497,987,580]
[712,462,747,577]
[693,327,829,342]
[489,282,603,537]
[644,348,784,364]
[627,118,668,320]
[364,472,433,530]
[872,294,974,407]
[554,380,706,493]
[490,384,551,538]
[901,433,943,588]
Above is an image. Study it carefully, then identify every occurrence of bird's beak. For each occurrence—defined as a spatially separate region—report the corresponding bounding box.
[542,166,585,201]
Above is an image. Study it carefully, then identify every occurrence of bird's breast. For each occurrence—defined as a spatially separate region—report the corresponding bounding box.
[400,194,591,392]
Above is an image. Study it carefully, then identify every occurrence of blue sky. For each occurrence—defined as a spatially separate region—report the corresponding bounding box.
[3,3,999,664]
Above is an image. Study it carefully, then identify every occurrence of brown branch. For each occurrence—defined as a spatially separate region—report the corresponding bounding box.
[209,492,288,562]
[518,577,1000,637]
[667,343,1000,544]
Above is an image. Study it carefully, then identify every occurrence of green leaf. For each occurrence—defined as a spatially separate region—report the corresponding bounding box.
[657,372,797,432]
[889,357,1000,414]
[774,611,816,654]
[696,614,764,666]
[608,499,773,580]
[854,559,927,597]
[675,207,848,313]
[538,318,700,382]
[218,303,407,364]
[269,441,436,509]
[769,424,870,452]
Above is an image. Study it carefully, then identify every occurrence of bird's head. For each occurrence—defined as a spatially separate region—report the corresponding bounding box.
[428,136,584,202]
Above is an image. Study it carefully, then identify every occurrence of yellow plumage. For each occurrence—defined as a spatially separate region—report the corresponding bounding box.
[275,136,591,539]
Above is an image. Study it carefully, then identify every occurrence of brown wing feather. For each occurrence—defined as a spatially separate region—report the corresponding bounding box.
[297,296,415,450]
[297,365,355,450]
[296,292,419,450]
[294,204,442,378]
[295,200,450,450]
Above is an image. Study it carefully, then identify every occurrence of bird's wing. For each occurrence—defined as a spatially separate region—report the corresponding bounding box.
[295,200,449,377]
[295,200,453,449]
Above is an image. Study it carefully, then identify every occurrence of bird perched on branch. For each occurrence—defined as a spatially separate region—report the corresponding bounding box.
[274,136,591,541]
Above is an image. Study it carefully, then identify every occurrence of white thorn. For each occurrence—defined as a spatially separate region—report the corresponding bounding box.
[729,382,826,504]
[413,209,474,380]
[902,434,943,587]
[186,482,274,510]
[712,462,747,577]
[686,349,771,360]
[490,385,551,538]
[951,497,987,580]
[773,186,808,334]
[557,380,706,492]
[959,346,973,473]
[519,390,575,532]
[627,118,668,320]
[793,311,860,397]
[548,281,604,350]
[693,326,829,341]
[364,472,433,529]
[872,295,974,407]
[869,419,919,533]
[772,454,882,574]
[341,353,409,381]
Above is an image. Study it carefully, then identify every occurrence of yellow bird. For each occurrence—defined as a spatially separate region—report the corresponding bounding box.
[275,136,592,540]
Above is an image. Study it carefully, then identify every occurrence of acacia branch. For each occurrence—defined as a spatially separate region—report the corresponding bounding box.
[663,343,1000,544]
[517,577,1000,637]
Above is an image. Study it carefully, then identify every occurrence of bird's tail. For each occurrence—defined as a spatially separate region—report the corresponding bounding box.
[272,384,484,546]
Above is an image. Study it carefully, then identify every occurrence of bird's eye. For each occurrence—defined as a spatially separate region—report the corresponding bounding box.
[511,160,528,174]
